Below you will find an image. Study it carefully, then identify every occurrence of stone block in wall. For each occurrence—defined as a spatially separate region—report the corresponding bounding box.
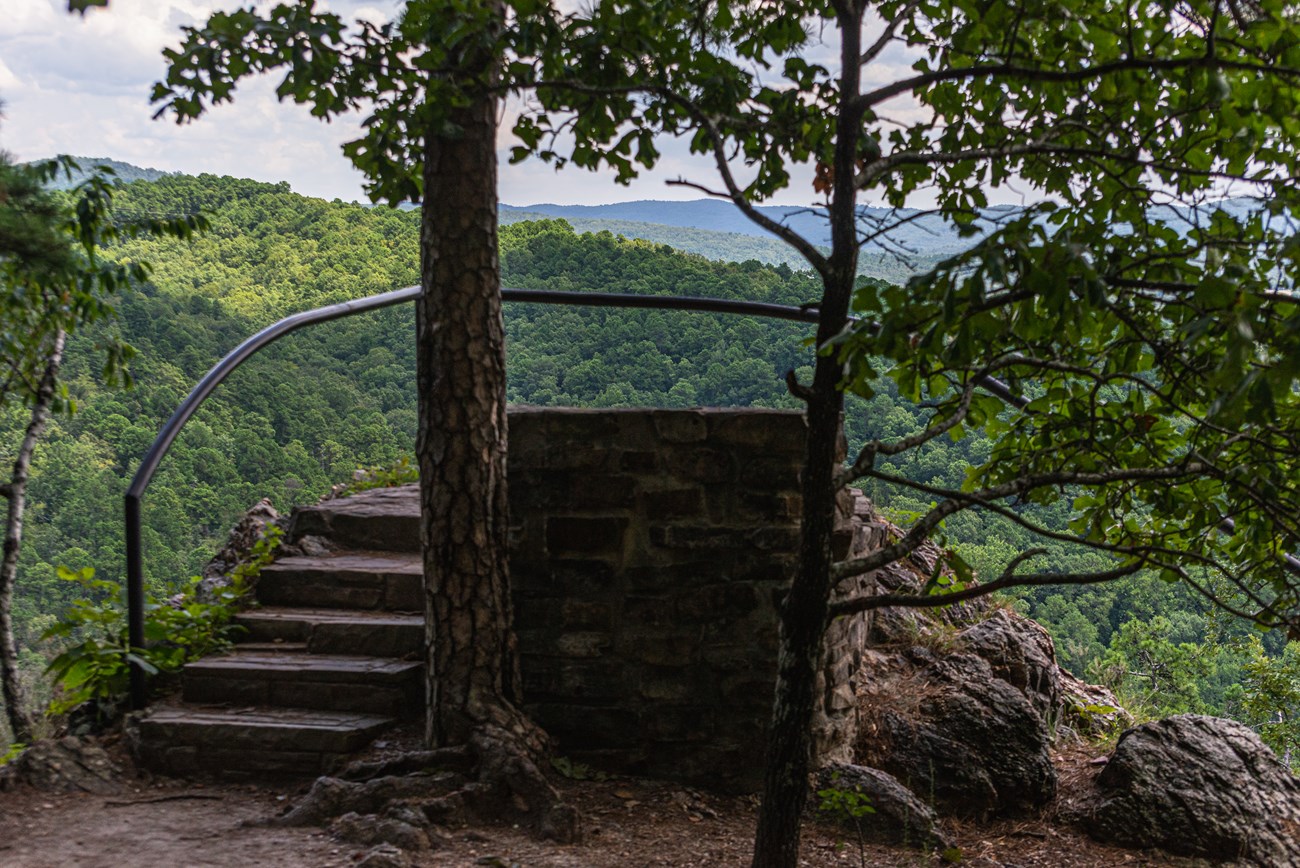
[738,457,803,492]
[521,658,626,704]
[644,705,714,742]
[729,492,802,523]
[545,516,629,557]
[640,488,704,520]
[564,473,639,509]
[750,527,802,552]
[649,525,755,551]
[637,669,704,703]
[652,411,709,443]
[729,556,798,587]
[551,631,615,659]
[617,629,699,667]
[511,558,616,597]
[559,599,616,631]
[526,703,642,751]
[618,449,660,473]
[708,409,809,450]
[675,583,759,622]
[621,561,719,592]
[624,594,675,627]
[663,447,735,484]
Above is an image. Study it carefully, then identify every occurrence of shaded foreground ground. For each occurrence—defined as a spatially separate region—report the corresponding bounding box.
[0,744,1194,867]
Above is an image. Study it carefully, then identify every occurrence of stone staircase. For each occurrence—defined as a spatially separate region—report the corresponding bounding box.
[133,489,425,778]
[130,409,874,792]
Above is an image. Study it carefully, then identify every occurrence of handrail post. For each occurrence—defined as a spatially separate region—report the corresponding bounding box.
[125,493,146,709]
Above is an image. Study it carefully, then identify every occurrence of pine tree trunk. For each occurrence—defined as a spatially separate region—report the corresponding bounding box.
[414,49,524,748]
[1,331,65,746]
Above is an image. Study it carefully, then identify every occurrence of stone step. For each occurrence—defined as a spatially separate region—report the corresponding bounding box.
[255,552,422,611]
[235,607,423,658]
[135,705,394,777]
[235,640,309,654]
[182,650,423,717]
[289,486,421,552]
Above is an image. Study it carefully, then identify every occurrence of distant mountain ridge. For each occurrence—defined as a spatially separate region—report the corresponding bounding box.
[510,198,1067,254]
[35,156,176,190]
[508,196,1275,251]
[46,159,1274,281]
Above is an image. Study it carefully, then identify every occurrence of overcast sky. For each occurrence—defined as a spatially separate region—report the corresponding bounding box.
[0,0,839,207]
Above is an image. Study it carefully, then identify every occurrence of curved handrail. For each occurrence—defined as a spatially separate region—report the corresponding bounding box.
[123,284,1300,710]
[124,286,824,707]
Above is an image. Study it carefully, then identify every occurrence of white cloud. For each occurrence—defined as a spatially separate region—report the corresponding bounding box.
[0,0,374,199]
[0,57,22,91]
[0,2,998,210]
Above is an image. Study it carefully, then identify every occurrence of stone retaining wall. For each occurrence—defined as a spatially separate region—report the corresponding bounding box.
[506,407,875,792]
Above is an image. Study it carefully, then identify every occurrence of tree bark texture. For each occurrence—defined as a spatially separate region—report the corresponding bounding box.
[752,7,864,866]
[415,58,524,749]
[1,331,64,745]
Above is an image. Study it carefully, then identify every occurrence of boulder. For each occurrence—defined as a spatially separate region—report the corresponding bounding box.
[330,810,431,852]
[1085,715,1300,866]
[197,498,280,600]
[355,845,412,868]
[813,762,953,851]
[855,650,1055,820]
[958,609,1061,725]
[1058,668,1132,738]
[0,737,122,794]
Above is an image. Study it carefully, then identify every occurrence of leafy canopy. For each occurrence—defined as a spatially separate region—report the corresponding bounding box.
[149,0,1300,628]
[0,156,205,411]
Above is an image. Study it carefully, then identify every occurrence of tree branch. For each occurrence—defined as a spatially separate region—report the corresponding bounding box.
[859,1,921,67]
[692,118,831,275]
[856,137,1288,190]
[851,54,1300,112]
[832,462,1207,581]
[835,370,982,486]
[827,560,1148,619]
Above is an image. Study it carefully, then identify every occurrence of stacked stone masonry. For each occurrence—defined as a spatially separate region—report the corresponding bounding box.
[505,408,876,792]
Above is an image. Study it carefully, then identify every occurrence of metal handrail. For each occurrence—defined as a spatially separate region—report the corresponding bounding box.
[123,283,1300,710]
[124,286,824,707]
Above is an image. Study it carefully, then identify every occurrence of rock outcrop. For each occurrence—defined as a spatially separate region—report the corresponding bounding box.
[1057,668,1131,737]
[0,737,122,794]
[849,525,1069,822]
[1084,715,1300,866]
[196,497,281,600]
[958,609,1061,724]
[855,647,1056,820]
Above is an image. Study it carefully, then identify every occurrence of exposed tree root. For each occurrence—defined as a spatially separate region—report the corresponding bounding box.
[263,725,581,853]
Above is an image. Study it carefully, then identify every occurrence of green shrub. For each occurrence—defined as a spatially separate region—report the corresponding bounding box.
[42,527,280,714]
[817,773,876,868]
[339,455,418,496]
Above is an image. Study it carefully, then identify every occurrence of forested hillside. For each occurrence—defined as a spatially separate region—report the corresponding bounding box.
[2,171,1293,750]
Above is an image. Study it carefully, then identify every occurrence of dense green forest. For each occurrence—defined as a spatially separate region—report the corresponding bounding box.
[2,171,1294,752]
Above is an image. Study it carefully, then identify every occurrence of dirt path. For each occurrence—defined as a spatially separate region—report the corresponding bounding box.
[0,736,1181,867]
[0,770,1180,868]
[0,782,350,868]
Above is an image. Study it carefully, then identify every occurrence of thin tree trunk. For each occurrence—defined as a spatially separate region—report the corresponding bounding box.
[1,331,65,745]
[414,12,526,749]
[752,6,864,865]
